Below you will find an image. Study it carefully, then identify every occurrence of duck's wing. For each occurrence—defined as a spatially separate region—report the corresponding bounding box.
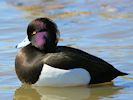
[42,46,128,84]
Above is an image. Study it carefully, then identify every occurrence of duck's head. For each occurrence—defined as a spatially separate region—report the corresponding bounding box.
[27,18,59,52]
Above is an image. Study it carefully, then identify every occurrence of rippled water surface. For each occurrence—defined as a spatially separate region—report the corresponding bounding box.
[0,0,133,100]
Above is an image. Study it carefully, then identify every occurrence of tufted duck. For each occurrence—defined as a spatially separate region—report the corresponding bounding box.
[15,18,128,87]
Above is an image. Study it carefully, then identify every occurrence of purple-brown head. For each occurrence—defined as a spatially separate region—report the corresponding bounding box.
[27,18,60,52]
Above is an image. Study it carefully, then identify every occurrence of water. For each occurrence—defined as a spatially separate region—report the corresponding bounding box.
[0,0,133,100]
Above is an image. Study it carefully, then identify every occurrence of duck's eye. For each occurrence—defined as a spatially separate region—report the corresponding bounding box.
[32,31,37,35]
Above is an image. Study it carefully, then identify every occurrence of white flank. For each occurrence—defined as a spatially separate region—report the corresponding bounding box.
[34,64,91,87]
[16,36,30,48]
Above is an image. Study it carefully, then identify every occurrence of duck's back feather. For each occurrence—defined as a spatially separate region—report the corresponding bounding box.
[43,46,127,84]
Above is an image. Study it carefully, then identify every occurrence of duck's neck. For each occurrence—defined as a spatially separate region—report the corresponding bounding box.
[39,43,57,53]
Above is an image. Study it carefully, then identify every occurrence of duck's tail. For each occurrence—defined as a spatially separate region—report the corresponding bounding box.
[118,71,128,76]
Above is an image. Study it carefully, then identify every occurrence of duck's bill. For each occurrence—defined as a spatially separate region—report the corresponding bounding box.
[16,36,30,48]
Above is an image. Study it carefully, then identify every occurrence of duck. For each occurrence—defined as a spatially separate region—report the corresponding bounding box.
[15,17,128,87]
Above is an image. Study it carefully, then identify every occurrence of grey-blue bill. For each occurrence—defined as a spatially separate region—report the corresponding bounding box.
[16,36,30,48]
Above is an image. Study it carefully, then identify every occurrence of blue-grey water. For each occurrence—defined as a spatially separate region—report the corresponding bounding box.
[0,0,133,100]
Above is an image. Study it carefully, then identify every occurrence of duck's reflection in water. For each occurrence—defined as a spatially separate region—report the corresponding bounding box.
[14,84,123,100]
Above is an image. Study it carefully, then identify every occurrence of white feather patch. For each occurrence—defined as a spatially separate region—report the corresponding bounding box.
[34,64,91,87]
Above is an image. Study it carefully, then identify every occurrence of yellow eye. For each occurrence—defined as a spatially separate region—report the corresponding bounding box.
[32,31,36,35]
